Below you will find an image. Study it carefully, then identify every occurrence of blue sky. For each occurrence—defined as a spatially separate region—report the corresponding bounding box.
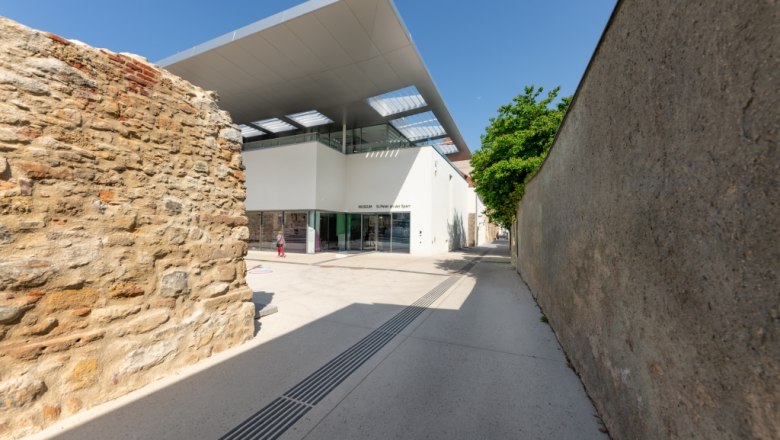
[0,0,616,152]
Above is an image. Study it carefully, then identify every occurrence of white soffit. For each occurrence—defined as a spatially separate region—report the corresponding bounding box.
[367,85,427,117]
[159,0,470,159]
[286,110,334,127]
[389,111,446,141]
[253,118,297,133]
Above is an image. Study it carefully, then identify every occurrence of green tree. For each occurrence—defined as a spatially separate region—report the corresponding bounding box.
[470,85,570,228]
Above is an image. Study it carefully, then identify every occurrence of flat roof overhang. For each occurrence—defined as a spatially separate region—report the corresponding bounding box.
[158,0,470,161]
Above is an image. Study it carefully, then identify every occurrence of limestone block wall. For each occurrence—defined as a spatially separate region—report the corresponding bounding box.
[0,18,255,438]
[516,1,778,439]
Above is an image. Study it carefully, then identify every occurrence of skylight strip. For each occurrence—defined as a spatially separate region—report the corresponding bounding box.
[287,110,333,128]
[392,118,440,131]
[433,139,458,155]
[253,118,297,133]
[239,124,265,137]
[367,85,427,117]
[389,110,446,141]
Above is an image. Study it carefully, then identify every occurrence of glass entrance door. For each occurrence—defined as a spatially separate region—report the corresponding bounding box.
[319,212,340,251]
[360,213,410,253]
[377,214,391,252]
[362,214,377,251]
[391,212,410,253]
[348,214,362,250]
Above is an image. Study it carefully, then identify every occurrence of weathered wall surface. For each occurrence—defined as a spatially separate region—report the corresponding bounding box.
[516,1,778,439]
[0,18,255,438]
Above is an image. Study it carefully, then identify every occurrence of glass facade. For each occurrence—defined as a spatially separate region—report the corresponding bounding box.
[247,211,411,253]
[317,212,342,251]
[362,214,377,251]
[285,212,308,252]
[359,212,410,253]
[347,213,362,250]
[247,211,262,249]
[390,212,411,253]
[247,211,308,253]
[242,123,418,155]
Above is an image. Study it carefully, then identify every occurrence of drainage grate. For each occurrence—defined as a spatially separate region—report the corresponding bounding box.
[219,257,483,440]
[458,249,491,274]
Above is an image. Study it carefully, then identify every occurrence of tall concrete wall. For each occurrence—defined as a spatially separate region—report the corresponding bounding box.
[516,1,778,439]
[0,19,255,438]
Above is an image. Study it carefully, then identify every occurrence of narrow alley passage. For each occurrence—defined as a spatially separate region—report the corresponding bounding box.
[34,243,606,440]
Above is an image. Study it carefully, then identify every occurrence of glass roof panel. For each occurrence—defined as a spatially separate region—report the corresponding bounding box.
[367,85,427,117]
[253,118,297,133]
[434,139,459,155]
[389,111,446,141]
[239,124,265,138]
[286,110,333,127]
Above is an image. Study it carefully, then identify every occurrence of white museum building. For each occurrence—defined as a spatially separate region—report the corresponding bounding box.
[161,0,489,254]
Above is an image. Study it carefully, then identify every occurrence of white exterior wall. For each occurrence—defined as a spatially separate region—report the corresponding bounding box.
[344,148,432,254]
[451,164,470,250]
[241,143,471,254]
[427,150,469,252]
[315,144,346,212]
[244,142,318,210]
[343,148,424,212]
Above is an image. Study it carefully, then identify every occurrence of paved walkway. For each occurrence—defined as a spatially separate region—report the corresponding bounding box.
[32,243,606,439]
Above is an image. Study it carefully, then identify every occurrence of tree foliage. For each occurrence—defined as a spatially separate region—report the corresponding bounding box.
[470,86,570,228]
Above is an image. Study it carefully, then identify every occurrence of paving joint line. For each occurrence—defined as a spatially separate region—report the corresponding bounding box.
[312,251,376,266]
[405,334,567,364]
[222,252,490,440]
[298,263,475,440]
[280,395,314,408]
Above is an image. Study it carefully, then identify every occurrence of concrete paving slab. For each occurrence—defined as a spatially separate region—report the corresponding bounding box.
[246,250,355,266]
[44,310,392,440]
[31,244,607,440]
[408,254,567,362]
[300,337,605,440]
[245,259,447,330]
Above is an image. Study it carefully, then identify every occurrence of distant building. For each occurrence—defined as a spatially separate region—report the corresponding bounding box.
[452,160,500,246]
[161,0,478,254]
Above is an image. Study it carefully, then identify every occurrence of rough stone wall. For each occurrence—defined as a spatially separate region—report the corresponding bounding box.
[0,18,255,438]
[516,1,778,439]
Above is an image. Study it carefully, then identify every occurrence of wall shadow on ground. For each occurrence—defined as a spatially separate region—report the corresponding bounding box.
[46,244,605,440]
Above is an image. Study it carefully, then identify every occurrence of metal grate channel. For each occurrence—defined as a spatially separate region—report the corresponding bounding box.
[219,257,485,440]
[284,276,458,406]
[220,397,311,440]
[460,260,477,273]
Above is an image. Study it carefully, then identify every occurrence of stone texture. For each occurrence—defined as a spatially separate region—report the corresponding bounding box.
[515,1,779,439]
[0,306,24,325]
[159,270,189,297]
[68,358,98,391]
[0,377,46,409]
[118,309,170,335]
[119,340,178,376]
[201,282,229,299]
[0,18,255,438]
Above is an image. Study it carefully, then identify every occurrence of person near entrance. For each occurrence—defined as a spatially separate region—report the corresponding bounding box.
[276,231,286,257]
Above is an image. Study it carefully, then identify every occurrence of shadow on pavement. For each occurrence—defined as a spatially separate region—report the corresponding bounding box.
[46,244,605,440]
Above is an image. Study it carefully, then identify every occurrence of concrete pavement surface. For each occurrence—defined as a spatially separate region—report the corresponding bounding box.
[31,242,607,440]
